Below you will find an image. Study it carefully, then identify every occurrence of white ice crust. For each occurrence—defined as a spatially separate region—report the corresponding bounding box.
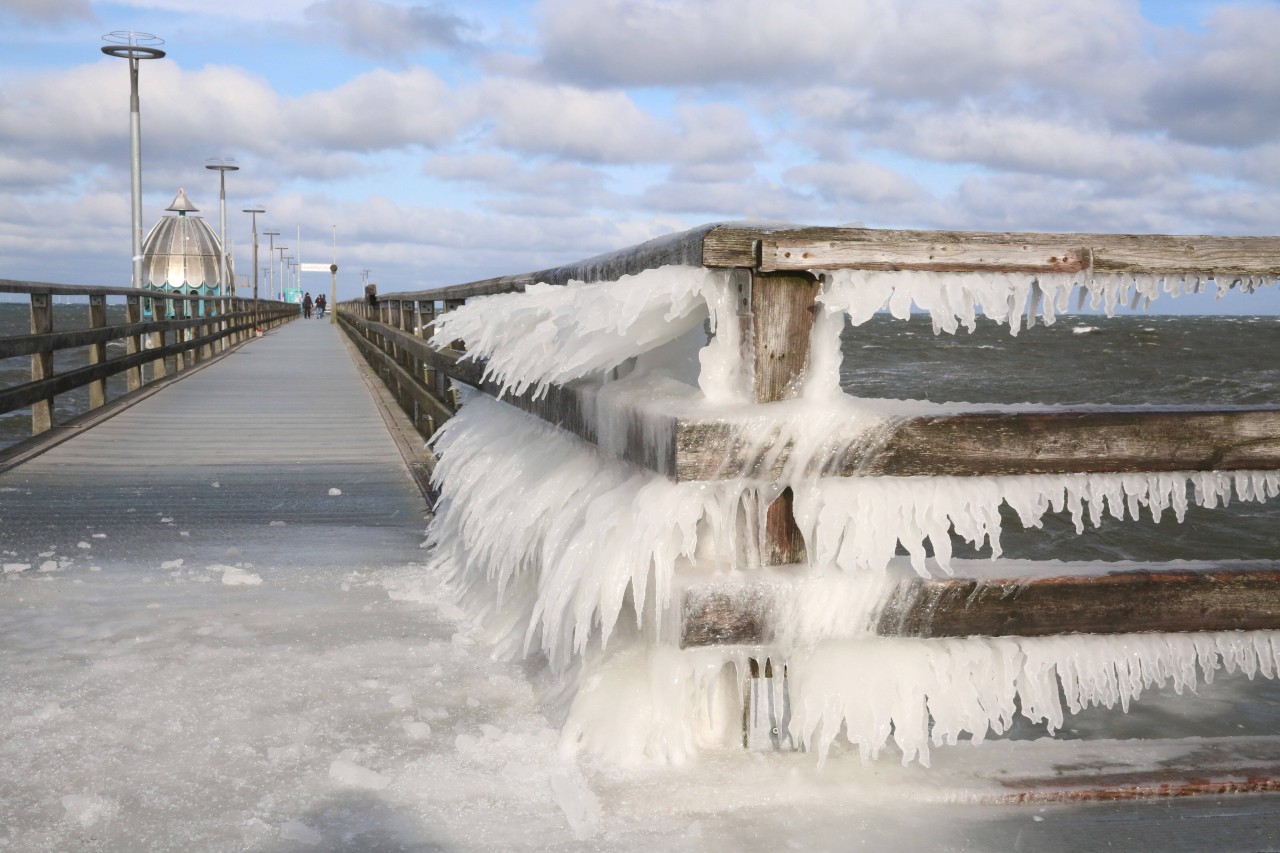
[822,269,1279,336]
[425,264,1280,767]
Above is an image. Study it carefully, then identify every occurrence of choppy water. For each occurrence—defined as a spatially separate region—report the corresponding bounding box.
[838,313,1280,564]
[2,304,1277,562]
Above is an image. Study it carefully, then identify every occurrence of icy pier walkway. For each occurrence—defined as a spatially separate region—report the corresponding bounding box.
[4,321,1280,850]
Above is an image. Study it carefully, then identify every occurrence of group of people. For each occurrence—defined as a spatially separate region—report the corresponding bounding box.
[301,292,326,319]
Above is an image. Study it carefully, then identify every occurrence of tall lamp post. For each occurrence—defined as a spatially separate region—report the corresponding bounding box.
[242,205,265,304]
[263,230,280,300]
[276,247,289,302]
[205,157,238,296]
[100,31,165,290]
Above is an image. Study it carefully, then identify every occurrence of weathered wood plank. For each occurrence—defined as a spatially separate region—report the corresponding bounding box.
[759,227,1280,276]
[675,408,1280,480]
[369,224,1280,306]
[879,565,1280,638]
[678,562,1280,646]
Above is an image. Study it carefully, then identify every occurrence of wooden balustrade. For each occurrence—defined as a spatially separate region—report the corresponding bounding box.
[336,222,1280,643]
[0,279,298,448]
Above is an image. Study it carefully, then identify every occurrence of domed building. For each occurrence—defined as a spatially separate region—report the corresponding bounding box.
[140,188,231,302]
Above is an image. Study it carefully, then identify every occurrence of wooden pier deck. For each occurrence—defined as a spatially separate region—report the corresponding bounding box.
[0,317,431,566]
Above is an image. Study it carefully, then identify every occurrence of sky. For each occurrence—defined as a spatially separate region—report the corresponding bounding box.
[1,0,1279,310]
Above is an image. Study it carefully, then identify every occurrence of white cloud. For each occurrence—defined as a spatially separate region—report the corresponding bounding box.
[1,0,94,24]
[479,78,672,163]
[884,110,1211,184]
[786,159,928,207]
[287,67,465,151]
[1141,4,1280,147]
[538,0,1144,101]
[303,0,472,59]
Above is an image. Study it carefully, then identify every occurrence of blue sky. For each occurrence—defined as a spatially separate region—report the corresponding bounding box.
[2,0,1279,312]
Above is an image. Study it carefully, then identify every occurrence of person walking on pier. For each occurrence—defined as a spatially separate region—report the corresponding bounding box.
[315,293,326,318]
[302,292,313,319]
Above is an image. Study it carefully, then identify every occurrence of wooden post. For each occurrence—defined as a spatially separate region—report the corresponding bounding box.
[198,299,211,362]
[87,293,107,410]
[150,297,167,378]
[29,293,53,434]
[749,271,819,566]
[125,294,143,392]
[443,298,466,409]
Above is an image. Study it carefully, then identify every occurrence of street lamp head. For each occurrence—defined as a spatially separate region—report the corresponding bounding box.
[101,31,166,60]
[242,205,265,215]
[263,230,280,238]
[205,156,239,173]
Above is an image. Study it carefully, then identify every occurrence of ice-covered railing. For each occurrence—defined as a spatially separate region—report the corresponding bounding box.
[334,223,1280,768]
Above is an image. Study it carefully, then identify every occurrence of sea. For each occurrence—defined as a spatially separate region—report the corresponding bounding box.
[1,302,1277,562]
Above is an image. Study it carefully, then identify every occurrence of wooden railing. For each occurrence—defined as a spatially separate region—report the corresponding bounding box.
[337,222,1280,641]
[0,279,297,446]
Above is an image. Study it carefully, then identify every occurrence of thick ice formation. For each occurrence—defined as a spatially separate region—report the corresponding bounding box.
[794,470,1280,577]
[424,263,1280,768]
[821,269,1280,335]
[559,631,1280,768]
[429,266,724,398]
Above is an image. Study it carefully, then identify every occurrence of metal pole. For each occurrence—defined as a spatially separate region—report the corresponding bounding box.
[101,32,165,288]
[243,205,265,321]
[277,248,289,301]
[206,158,239,297]
[128,57,142,290]
[264,230,279,301]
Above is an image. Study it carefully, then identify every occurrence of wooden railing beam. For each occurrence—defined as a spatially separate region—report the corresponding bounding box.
[679,563,1280,646]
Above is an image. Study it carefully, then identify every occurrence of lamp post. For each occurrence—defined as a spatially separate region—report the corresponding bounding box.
[205,157,238,296]
[263,230,279,300]
[100,31,165,290]
[242,205,265,304]
[276,247,289,302]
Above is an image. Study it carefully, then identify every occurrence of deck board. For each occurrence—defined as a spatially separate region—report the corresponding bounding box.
[0,318,430,564]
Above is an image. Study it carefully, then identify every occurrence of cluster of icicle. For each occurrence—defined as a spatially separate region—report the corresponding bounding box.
[822,269,1280,335]
[561,632,1280,768]
[423,263,1280,767]
[429,266,723,398]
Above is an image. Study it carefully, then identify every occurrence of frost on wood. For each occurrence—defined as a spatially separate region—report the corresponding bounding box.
[821,269,1280,335]
[427,397,1280,764]
[557,632,1280,768]
[422,264,1280,768]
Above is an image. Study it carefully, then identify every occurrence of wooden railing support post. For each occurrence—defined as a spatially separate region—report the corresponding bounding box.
[87,294,107,410]
[125,294,143,392]
[750,271,820,566]
[29,293,53,434]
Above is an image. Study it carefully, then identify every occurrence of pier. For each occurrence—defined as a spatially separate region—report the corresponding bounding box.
[4,224,1280,848]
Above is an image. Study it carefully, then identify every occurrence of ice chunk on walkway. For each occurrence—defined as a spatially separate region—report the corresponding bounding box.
[3,563,30,573]
[212,565,262,586]
[279,819,322,845]
[549,768,600,840]
[328,758,390,790]
[328,487,342,496]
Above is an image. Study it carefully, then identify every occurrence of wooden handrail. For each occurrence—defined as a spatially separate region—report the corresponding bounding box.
[0,283,299,439]
[679,562,1280,645]
[355,223,1280,303]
